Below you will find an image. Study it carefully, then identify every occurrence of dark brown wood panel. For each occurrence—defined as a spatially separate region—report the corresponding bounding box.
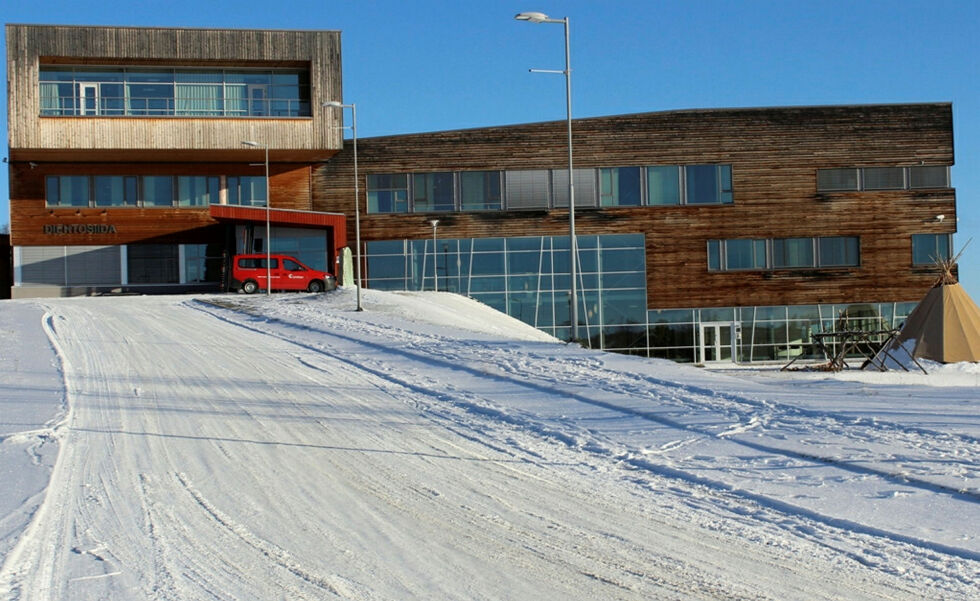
[10,161,315,246]
[313,104,956,309]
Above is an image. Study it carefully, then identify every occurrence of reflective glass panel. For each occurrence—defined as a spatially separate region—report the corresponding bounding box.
[647,166,680,205]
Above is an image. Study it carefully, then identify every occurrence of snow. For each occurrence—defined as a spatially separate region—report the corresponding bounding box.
[0,287,978,600]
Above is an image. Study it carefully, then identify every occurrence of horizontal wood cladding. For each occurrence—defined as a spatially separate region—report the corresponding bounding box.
[9,162,313,246]
[7,24,343,152]
[314,104,956,309]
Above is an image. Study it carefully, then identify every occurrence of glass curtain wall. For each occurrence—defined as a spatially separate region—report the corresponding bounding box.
[367,234,647,344]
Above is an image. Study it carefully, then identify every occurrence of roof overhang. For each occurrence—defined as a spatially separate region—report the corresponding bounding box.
[209,204,347,248]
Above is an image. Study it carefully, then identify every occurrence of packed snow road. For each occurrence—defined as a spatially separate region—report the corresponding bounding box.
[0,291,977,600]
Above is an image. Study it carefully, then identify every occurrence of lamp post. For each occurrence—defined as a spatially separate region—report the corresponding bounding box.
[323,101,363,311]
[429,219,439,292]
[241,140,271,295]
[515,11,578,342]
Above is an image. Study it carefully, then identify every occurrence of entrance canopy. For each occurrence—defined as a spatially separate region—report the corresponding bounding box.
[209,205,347,249]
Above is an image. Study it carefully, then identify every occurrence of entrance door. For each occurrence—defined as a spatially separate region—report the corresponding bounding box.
[79,83,100,115]
[700,321,736,363]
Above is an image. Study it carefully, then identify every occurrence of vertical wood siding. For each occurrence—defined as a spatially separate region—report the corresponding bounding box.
[7,25,343,153]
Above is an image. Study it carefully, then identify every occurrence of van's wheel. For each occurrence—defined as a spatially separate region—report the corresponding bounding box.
[307,280,324,293]
[242,279,259,294]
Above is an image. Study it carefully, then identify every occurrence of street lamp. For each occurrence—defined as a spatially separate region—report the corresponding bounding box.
[429,219,439,292]
[323,101,363,311]
[515,11,579,342]
[241,140,271,295]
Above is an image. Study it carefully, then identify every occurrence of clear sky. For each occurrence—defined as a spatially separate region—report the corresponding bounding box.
[3,0,979,298]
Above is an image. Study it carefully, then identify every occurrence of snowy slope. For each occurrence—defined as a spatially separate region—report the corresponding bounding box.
[0,289,977,600]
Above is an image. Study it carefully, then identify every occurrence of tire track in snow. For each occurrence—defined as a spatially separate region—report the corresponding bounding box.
[192,300,980,565]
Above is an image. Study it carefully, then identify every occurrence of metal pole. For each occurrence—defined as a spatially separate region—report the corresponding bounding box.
[516,12,578,342]
[351,104,363,311]
[562,17,578,342]
[264,145,271,295]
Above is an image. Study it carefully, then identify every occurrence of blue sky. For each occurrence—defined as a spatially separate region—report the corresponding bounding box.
[3,0,979,298]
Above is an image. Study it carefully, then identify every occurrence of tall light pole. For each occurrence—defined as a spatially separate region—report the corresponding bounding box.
[515,11,578,342]
[241,140,271,295]
[323,101,363,311]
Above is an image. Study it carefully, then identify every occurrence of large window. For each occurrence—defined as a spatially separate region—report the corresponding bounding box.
[460,171,502,211]
[817,166,950,191]
[45,174,250,208]
[772,238,815,269]
[413,172,455,212]
[366,163,735,214]
[505,170,551,209]
[600,167,641,206]
[39,66,310,117]
[367,174,409,213]
[686,165,733,205]
[647,166,681,205]
[912,233,951,265]
[227,176,267,207]
[94,176,138,207]
[709,237,860,271]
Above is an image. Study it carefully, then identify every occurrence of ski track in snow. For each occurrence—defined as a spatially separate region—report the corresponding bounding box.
[191,299,980,583]
[0,293,977,600]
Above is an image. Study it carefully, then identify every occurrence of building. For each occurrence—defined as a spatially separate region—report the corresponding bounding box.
[316,104,956,362]
[6,24,347,297]
[6,25,957,363]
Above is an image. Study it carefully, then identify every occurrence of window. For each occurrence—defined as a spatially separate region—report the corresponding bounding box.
[460,171,502,211]
[725,239,767,270]
[707,239,766,271]
[142,176,175,207]
[94,176,137,207]
[367,174,409,213]
[910,166,949,189]
[686,165,733,205]
[647,166,681,205]
[39,66,310,117]
[505,170,550,209]
[599,167,641,206]
[912,233,951,265]
[772,238,815,268]
[817,236,860,267]
[227,176,267,207]
[128,244,179,284]
[178,176,221,207]
[863,167,905,190]
[816,168,860,191]
[413,172,455,212]
[818,166,951,192]
[45,176,90,207]
[553,168,597,207]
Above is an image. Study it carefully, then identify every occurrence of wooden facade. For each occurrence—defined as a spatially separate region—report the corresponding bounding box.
[315,104,956,310]
[7,25,343,250]
[6,24,343,159]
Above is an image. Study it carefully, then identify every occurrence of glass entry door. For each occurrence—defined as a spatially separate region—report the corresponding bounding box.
[79,83,100,115]
[699,321,735,363]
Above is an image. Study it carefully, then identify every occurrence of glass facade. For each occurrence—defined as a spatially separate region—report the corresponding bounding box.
[39,66,311,117]
[367,234,647,344]
[364,232,910,363]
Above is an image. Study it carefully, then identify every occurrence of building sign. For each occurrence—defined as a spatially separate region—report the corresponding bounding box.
[43,224,117,235]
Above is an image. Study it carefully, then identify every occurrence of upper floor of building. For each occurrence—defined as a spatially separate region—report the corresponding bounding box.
[6,24,344,162]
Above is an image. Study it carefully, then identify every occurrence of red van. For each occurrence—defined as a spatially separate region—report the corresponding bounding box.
[232,254,336,294]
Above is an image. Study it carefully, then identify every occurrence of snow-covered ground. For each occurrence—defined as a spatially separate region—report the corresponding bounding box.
[0,288,977,600]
